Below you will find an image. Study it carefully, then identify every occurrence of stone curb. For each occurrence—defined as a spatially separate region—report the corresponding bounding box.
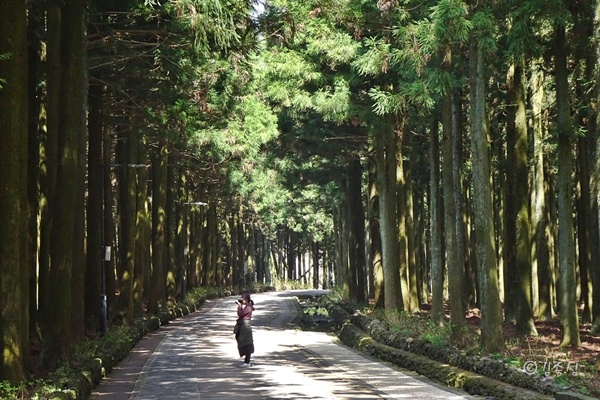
[339,322,553,400]
[321,298,597,400]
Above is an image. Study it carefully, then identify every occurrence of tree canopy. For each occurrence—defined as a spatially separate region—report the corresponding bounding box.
[1,0,600,389]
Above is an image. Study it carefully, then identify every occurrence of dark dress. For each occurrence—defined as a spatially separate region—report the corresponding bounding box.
[235,303,254,357]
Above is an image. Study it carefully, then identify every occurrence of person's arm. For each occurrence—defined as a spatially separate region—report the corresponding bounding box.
[237,305,252,319]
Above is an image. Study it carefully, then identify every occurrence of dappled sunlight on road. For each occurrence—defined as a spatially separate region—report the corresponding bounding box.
[111,291,475,399]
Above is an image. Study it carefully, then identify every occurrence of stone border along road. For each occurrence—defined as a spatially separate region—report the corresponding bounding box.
[90,290,485,399]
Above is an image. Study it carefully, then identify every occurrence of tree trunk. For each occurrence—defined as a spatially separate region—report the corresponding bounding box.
[451,94,468,311]
[38,0,61,346]
[134,143,150,317]
[27,0,44,342]
[237,212,246,286]
[188,203,203,288]
[375,121,403,311]
[117,130,139,324]
[312,241,320,289]
[398,124,419,312]
[531,59,553,321]
[429,113,445,324]
[85,84,103,331]
[205,202,219,285]
[230,214,240,286]
[43,0,87,367]
[506,59,537,335]
[574,33,596,323]
[592,1,600,333]
[554,25,581,347]
[368,155,384,308]
[149,144,168,314]
[71,6,89,337]
[246,220,256,285]
[166,161,177,299]
[103,130,117,324]
[347,157,367,304]
[470,40,504,353]
[441,45,465,328]
[0,0,29,382]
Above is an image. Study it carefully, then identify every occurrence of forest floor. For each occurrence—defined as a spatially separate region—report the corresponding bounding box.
[462,306,600,397]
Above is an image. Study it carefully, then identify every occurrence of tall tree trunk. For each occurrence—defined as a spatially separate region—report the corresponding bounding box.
[0,0,29,382]
[188,204,203,288]
[134,144,149,317]
[574,36,595,323]
[39,0,61,346]
[347,157,367,304]
[398,124,419,312]
[27,0,44,342]
[71,8,89,337]
[210,204,221,285]
[531,59,553,321]
[368,155,384,308]
[149,144,168,314]
[554,24,581,347]
[397,127,410,311]
[441,46,465,328]
[43,0,87,367]
[230,214,240,286]
[506,59,537,335]
[103,130,117,325]
[248,216,255,284]
[591,1,600,334]
[376,121,403,311]
[470,40,504,353]
[71,82,88,341]
[312,241,320,289]
[237,212,246,286]
[166,161,177,299]
[117,131,139,324]
[86,84,103,331]
[429,113,445,324]
[451,94,468,311]
[204,206,214,285]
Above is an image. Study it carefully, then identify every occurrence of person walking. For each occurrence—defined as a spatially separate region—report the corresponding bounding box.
[234,292,255,367]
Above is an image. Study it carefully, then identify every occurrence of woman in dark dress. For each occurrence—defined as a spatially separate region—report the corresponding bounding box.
[234,292,255,367]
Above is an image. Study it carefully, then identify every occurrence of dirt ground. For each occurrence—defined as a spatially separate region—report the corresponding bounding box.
[463,308,600,397]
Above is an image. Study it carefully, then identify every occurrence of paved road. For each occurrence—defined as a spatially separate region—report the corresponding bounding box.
[90,290,478,399]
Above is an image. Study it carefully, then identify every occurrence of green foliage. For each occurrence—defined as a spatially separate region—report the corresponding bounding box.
[368,87,406,115]
[304,21,360,65]
[353,38,391,77]
[0,378,60,400]
[0,380,26,400]
[431,0,471,44]
[504,3,539,60]
[312,78,353,123]
[327,285,349,301]
[470,9,497,57]
[272,278,312,290]
[370,309,457,348]
[304,306,329,317]
[184,286,224,303]
[163,0,250,54]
